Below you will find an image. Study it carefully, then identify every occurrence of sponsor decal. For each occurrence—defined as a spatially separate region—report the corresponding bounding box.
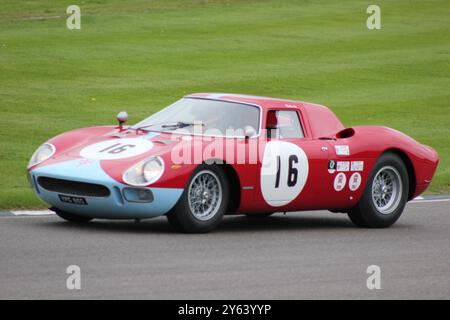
[351,161,364,171]
[349,172,362,191]
[335,145,350,156]
[336,161,350,172]
[80,138,153,160]
[261,141,309,207]
[334,172,346,191]
[328,160,336,174]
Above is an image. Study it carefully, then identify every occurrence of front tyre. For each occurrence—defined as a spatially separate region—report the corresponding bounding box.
[348,153,409,228]
[166,165,229,233]
[52,208,93,223]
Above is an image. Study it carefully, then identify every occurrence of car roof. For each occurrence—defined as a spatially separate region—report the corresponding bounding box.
[186,92,308,109]
[186,93,345,138]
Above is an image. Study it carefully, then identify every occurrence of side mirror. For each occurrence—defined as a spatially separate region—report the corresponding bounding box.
[244,126,257,139]
[116,111,128,131]
[117,111,128,124]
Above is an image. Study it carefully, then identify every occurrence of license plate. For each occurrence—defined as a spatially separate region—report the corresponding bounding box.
[58,194,88,205]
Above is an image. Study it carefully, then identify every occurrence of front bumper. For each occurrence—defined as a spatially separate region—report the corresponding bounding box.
[29,159,183,219]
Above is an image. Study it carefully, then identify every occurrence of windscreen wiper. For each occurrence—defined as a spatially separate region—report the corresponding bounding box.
[161,122,204,129]
[133,121,204,132]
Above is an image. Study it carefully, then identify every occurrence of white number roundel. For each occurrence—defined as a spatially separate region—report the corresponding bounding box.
[80,138,153,160]
[260,141,309,207]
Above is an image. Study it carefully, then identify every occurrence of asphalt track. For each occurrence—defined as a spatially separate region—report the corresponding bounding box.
[0,198,449,299]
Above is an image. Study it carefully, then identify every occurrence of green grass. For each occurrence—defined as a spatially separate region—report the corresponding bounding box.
[0,0,449,209]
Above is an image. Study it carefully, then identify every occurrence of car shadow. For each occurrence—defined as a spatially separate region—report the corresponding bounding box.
[217,214,355,233]
[39,212,359,235]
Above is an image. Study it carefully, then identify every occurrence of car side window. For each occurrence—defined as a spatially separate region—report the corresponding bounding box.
[266,110,304,139]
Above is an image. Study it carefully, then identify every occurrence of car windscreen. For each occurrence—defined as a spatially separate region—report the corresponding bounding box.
[133,98,260,137]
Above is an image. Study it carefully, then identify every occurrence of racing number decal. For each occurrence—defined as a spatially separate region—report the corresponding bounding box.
[275,156,281,188]
[287,155,299,187]
[275,155,299,188]
[261,141,309,207]
[99,143,136,154]
[80,138,153,160]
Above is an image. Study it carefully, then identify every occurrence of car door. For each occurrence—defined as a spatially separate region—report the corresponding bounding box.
[257,109,332,211]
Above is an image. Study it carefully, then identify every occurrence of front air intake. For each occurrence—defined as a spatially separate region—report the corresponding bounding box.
[37,177,111,197]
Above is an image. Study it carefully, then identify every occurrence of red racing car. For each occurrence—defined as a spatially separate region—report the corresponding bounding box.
[27,93,439,233]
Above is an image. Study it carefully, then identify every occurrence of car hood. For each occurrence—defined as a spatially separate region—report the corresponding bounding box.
[31,127,198,186]
[30,126,243,187]
[64,130,172,160]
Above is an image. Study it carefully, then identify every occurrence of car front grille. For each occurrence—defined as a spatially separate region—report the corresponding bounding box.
[37,177,110,197]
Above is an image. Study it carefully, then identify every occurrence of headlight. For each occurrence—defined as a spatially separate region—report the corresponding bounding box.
[28,143,55,169]
[123,157,164,186]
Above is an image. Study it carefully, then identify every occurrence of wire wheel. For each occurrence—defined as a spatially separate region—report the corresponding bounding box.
[188,170,222,221]
[371,165,403,215]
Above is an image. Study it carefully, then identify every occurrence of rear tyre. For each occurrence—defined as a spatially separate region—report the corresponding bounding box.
[348,153,409,228]
[166,165,229,233]
[52,208,93,223]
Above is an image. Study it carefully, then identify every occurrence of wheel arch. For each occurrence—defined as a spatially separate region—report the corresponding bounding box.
[203,159,241,214]
[381,148,416,201]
